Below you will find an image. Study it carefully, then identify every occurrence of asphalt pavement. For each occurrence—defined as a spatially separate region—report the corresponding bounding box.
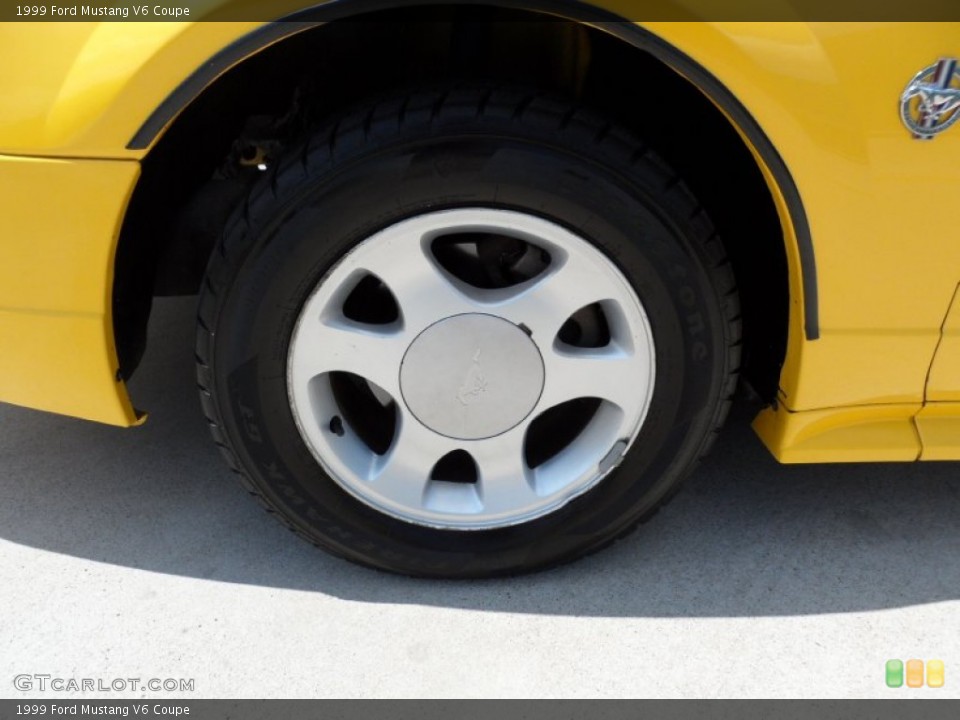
[0,297,958,698]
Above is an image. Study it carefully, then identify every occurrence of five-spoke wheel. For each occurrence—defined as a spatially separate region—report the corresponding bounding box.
[287,209,655,529]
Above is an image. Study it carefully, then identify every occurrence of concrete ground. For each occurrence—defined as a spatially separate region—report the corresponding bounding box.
[0,297,958,699]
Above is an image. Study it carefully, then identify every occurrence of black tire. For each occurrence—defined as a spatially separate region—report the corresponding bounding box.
[196,86,740,578]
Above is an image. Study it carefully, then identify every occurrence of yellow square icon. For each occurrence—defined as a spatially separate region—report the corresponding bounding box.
[927,659,945,688]
[906,659,924,688]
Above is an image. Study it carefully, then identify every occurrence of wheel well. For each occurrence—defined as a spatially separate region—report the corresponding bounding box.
[114,5,788,401]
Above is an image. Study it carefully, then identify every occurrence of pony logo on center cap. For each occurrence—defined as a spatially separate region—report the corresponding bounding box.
[457,348,488,406]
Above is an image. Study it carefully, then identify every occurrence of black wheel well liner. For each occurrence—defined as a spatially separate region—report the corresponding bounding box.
[114,1,807,403]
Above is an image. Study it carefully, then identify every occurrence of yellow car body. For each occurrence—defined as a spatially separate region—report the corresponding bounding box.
[1,10,958,463]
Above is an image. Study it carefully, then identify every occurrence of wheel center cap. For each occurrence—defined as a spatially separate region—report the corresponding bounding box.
[400,314,544,440]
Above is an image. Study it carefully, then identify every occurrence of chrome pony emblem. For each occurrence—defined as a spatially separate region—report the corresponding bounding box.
[901,58,960,140]
[456,348,488,406]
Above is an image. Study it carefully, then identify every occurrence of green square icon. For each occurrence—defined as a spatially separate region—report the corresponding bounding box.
[886,659,904,688]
